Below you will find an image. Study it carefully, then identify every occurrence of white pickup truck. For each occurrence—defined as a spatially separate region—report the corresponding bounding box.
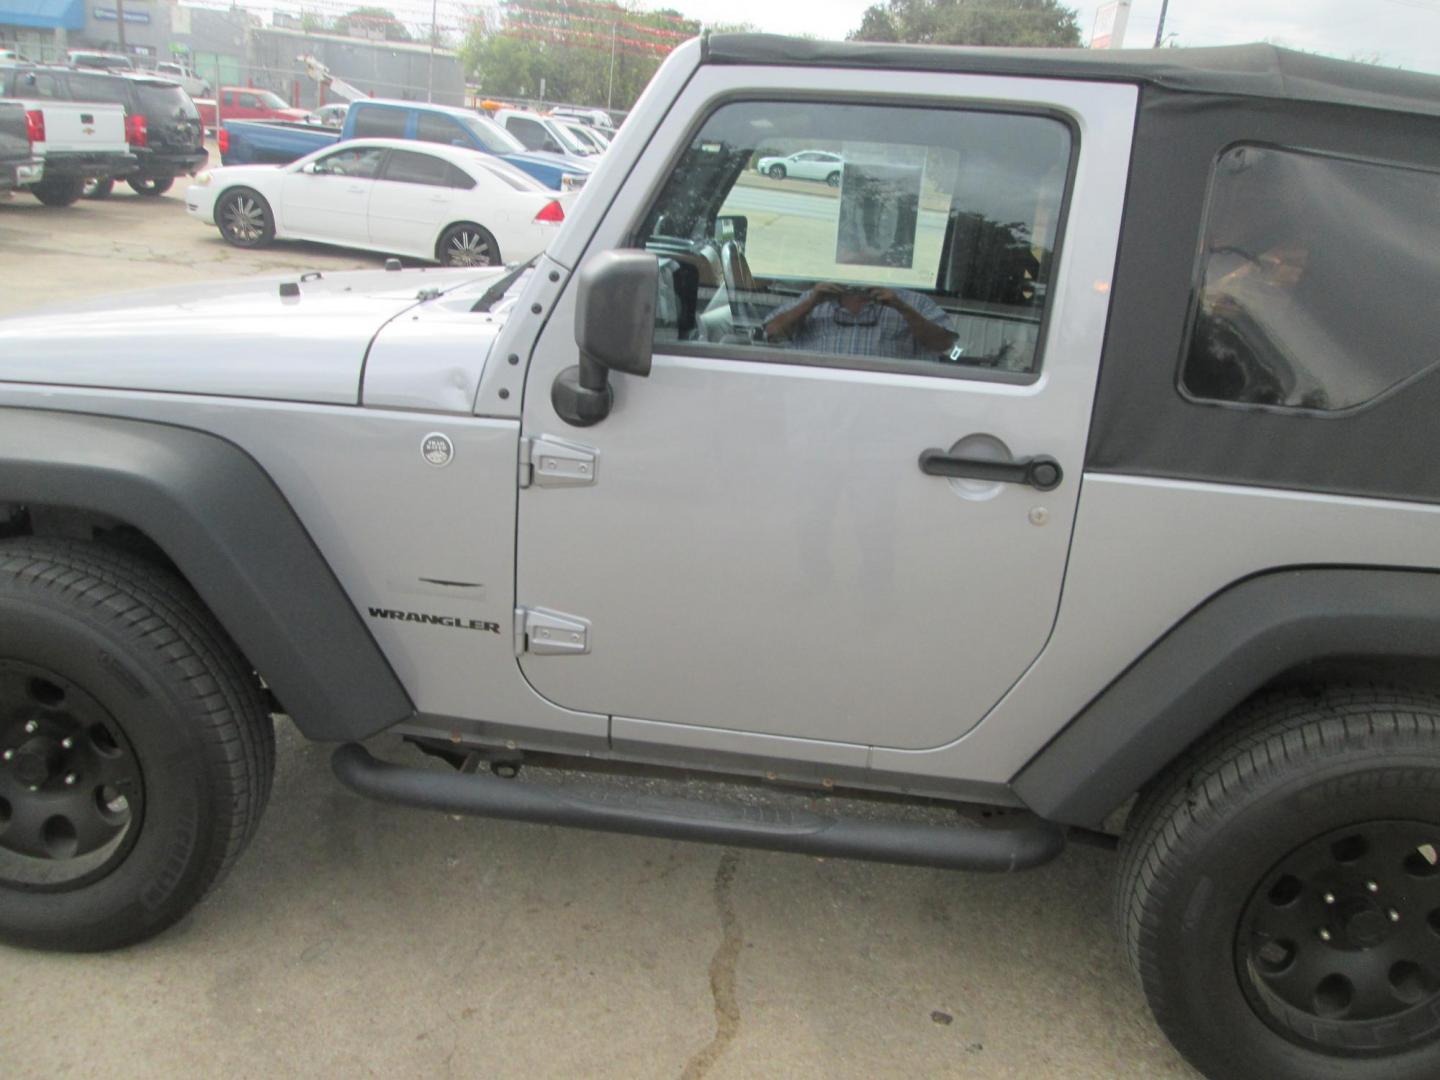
[0,68,135,205]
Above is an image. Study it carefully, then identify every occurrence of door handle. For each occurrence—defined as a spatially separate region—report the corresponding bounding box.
[918,448,1063,492]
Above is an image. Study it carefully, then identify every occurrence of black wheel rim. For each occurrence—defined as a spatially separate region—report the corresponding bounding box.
[1237,820,1440,1054]
[221,194,265,244]
[444,229,493,267]
[0,660,145,890]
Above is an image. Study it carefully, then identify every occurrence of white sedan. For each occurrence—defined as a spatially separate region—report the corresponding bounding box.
[755,150,845,186]
[186,138,570,266]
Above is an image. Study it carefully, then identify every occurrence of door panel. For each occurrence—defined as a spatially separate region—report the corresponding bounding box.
[281,146,383,244]
[368,149,455,256]
[514,68,1138,751]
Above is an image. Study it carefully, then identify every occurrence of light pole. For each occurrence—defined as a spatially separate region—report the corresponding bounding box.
[606,21,616,111]
[426,0,438,102]
[1153,0,1171,47]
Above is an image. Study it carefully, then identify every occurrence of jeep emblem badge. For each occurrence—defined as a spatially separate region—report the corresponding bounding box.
[421,433,454,467]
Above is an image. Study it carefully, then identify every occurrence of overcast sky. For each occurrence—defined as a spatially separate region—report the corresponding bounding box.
[651,0,1440,74]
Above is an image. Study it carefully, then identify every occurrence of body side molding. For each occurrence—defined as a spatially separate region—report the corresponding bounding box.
[1013,568,1440,828]
[0,407,414,740]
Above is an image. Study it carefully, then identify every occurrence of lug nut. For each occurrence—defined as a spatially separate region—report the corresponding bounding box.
[1319,929,1333,942]
[61,737,73,749]
[1367,881,1380,894]
[64,773,77,786]
[2,749,12,761]
[24,720,37,734]
[1390,909,1402,923]
[1323,892,1336,905]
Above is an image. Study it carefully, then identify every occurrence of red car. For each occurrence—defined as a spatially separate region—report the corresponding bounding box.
[194,87,312,128]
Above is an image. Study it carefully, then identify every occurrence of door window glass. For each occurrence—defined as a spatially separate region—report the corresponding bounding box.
[353,106,407,138]
[311,146,385,179]
[416,113,462,146]
[238,93,260,109]
[506,116,549,152]
[1181,145,1440,412]
[382,149,450,187]
[639,100,1072,376]
[64,72,130,106]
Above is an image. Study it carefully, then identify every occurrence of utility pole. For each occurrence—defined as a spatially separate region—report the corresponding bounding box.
[606,21,616,111]
[1153,0,1171,47]
[426,0,437,102]
[116,0,127,51]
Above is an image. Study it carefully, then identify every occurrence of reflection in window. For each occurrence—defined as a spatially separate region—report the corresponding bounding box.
[639,100,1071,376]
[1183,146,1440,411]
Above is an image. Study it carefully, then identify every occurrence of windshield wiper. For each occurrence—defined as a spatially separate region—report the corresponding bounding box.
[471,255,541,313]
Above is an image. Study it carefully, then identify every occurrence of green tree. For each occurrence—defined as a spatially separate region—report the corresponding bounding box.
[335,6,413,42]
[851,0,1081,48]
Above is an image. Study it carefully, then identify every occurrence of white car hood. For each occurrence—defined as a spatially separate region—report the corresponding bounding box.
[0,266,502,405]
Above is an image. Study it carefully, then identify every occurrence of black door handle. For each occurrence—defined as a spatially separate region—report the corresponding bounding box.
[918,449,1063,492]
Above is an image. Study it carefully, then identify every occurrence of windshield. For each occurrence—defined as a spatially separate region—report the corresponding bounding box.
[455,112,525,154]
[255,90,288,110]
[548,119,591,156]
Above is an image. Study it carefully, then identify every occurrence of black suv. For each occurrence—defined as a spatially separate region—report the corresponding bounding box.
[0,64,206,196]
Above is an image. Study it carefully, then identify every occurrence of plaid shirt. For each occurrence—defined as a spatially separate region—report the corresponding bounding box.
[767,288,952,360]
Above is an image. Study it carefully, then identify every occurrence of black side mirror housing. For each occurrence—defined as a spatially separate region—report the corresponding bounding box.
[554,250,657,427]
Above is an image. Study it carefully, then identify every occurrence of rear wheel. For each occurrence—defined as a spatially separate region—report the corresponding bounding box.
[82,178,115,200]
[216,187,274,249]
[436,223,499,267]
[826,171,841,188]
[1116,687,1440,1080]
[0,540,274,951]
[128,177,174,197]
[29,177,85,207]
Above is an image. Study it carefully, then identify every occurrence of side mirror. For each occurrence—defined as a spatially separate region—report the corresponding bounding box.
[553,250,657,427]
[715,214,748,249]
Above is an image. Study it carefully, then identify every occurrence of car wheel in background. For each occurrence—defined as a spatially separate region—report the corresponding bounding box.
[29,177,85,207]
[216,188,275,249]
[436,223,500,267]
[82,178,115,200]
[827,171,841,188]
[128,177,174,197]
[767,164,786,180]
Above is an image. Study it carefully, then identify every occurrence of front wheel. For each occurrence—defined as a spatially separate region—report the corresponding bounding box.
[436,223,499,267]
[128,177,174,197]
[1117,687,1440,1080]
[82,178,115,199]
[767,164,786,180]
[216,187,274,249]
[29,176,85,207]
[0,540,274,951]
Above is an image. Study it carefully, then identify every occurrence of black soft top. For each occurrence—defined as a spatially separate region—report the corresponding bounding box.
[703,34,1440,119]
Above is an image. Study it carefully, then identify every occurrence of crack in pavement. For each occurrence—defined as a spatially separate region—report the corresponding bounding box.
[680,851,743,1080]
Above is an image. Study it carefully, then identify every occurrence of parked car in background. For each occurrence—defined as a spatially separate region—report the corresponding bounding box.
[314,102,348,128]
[755,149,845,185]
[0,99,43,192]
[550,104,614,130]
[194,87,312,128]
[65,50,133,72]
[154,61,211,98]
[187,137,570,266]
[0,66,135,204]
[218,99,592,192]
[493,108,597,162]
[1,64,206,196]
[561,121,608,154]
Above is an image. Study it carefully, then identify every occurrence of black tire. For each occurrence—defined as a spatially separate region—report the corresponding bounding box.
[1116,686,1440,1080]
[82,177,115,200]
[436,222,499,267]
[826,171,841,188]
[29,176,85,207]
[0,539,274,951]
[128,176,174,197]
[767,164,786,180]
[216,187,274,249]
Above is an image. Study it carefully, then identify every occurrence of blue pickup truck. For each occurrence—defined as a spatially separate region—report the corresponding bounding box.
[219,99,592,192]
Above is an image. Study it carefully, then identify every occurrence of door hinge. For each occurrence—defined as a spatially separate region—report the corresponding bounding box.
[515,606,591,656]
[518,435,598,489]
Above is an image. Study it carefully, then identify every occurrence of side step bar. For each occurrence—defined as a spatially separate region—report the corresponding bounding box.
[332,743,1066,872]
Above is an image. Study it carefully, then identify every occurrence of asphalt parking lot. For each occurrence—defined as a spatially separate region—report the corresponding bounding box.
[0,170,1200,1080]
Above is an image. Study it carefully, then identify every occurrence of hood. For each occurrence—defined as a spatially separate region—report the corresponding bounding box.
[0,265,505,406]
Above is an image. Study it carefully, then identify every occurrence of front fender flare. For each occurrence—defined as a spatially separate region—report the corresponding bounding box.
[0,407,414,741]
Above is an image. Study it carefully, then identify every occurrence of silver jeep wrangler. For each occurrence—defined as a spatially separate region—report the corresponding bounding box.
[1,34,1438,1080]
